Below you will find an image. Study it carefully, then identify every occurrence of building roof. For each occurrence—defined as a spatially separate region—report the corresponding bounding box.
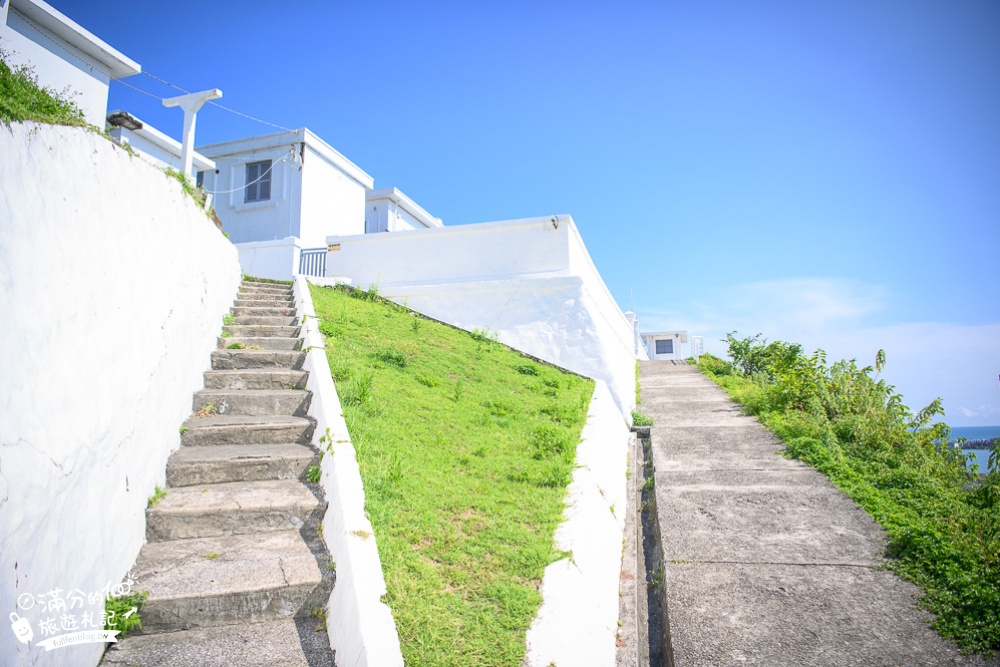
[107,111,216,172]
[640,331,689,343]
[366,187,443,228]
[9,0,141,78]
[197,128,374,190]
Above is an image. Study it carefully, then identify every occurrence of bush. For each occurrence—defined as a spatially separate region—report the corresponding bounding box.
[631,409,654,426]
[0,55,88,128]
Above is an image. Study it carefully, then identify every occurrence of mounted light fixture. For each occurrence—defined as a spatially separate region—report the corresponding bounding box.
[106,111,142,131]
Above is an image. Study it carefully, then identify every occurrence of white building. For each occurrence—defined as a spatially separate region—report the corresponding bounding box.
[198,129,445,280]
[365,187,443,233]
[106,110,215,173]
[640,331,688,361]
[323,215,639,419]
[0,0,140,127]
[196,128,375,249]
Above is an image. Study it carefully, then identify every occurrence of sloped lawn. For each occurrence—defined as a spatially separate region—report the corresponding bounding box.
[311,284,594,666]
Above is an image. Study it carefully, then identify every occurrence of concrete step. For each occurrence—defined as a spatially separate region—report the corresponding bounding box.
[203,369,308,391]
[232,306,297,318]
[193,389,312,417]
[146,479,320,542]
[236,290,295,303]
[235,299,294,308]
[181,415,315,446]
[238,292,295,303]
[237,291,294,302]
[234,315,299,327]
[211,349,305,370]
[101,619,313,667]
[222,325,299,338]
[132,530,322,633]
[167,443,316,487]
[241,280,293,290]
[218,336,302,351]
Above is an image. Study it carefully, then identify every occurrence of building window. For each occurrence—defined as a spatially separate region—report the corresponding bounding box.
[244,160,272,203]
[655,339,674,355]
[196,171,204,188]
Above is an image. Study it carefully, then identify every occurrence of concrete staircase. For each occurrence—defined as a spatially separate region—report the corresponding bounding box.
[102,280,335,667]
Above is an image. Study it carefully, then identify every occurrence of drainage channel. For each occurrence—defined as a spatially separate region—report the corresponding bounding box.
[634,427,675,667]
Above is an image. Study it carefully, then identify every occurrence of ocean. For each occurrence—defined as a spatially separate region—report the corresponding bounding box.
[949,425,999,473]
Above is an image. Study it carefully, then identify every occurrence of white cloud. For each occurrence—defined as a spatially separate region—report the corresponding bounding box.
[638,277,1000,426]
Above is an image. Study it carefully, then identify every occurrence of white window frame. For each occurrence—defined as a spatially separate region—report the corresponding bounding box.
[655,338,674,356]
[244,159,272,203]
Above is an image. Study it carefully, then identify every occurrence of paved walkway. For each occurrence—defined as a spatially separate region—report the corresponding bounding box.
[640,361,996,667]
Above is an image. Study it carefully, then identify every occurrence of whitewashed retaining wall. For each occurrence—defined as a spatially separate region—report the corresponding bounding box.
[293,277,404,667]
[325,216,638,419]
[526,381,629,666]
[236,237,302,281]
[0,122,241,667]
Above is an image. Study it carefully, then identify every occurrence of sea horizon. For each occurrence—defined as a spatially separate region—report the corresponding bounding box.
[948,425,1000,447]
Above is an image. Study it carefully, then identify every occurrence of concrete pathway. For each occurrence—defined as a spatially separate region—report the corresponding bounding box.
[640,361,997,667]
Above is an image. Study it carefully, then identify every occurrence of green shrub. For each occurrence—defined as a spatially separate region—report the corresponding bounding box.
[631,409,654,427]
[0,55,88,128]
[104,590,148,638]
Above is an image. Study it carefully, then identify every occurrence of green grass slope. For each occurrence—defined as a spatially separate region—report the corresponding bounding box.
[310,284,595,666]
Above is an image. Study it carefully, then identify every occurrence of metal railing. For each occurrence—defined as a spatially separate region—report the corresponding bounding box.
[298,248,326,277]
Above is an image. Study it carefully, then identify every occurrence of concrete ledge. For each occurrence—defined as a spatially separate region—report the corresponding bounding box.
[293,276,405,667]
[525,380,630,667]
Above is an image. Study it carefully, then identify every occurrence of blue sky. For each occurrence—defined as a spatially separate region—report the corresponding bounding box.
[42,1,1000,426]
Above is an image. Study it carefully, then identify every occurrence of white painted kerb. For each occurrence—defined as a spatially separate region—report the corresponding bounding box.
[293,277,404,667]
[525,380,630,666]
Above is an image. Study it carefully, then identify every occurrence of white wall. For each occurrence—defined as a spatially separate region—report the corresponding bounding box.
[366,198,428,233]
[0,2,10,38]
[364,189,442,233]
[199,130,372,250]
[327,216,570,285]
[325,216,638,419]
[2,8,111,126]
[106,122,214,174]
[299,144,366,247]
[0,122,241,667]
[643,333,687,360]
[235,237,301,281]
[200,145,303,245]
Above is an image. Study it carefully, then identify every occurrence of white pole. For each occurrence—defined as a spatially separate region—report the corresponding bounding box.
[163,88,222,177]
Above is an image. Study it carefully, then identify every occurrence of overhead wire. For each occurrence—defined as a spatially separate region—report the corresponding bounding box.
[139,70,294,131]
[110,71,293,132]
[200,151,296,197]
